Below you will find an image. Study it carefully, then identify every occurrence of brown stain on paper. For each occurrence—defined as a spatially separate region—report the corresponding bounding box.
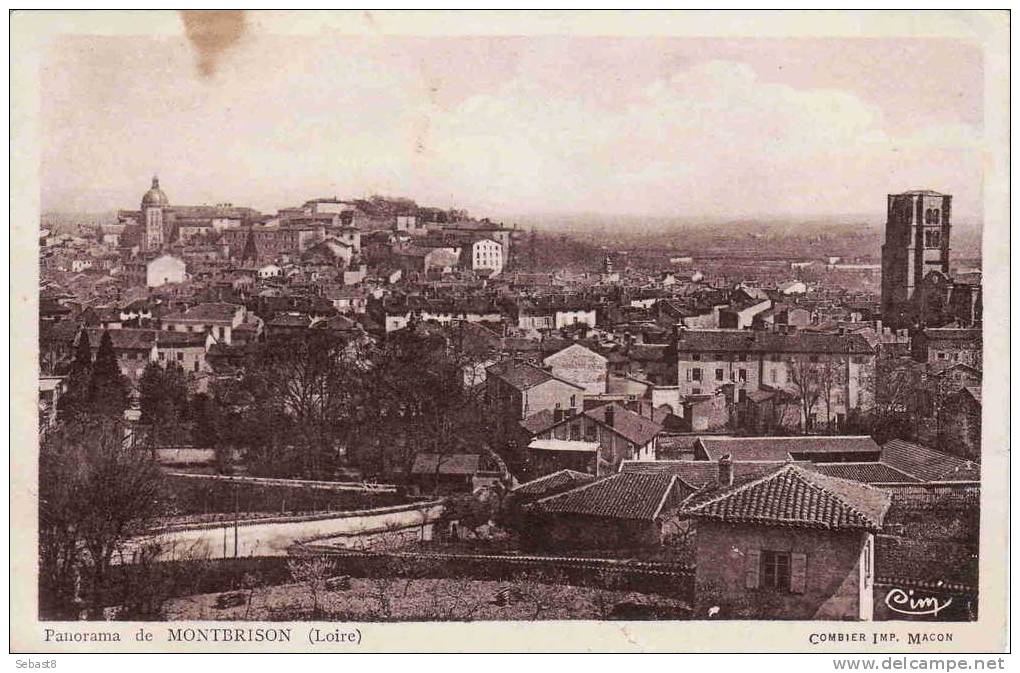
[181,10,247,78]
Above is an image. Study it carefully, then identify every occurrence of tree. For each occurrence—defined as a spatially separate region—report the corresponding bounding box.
[58,330,92,421]
[88,330,129,418]
[786,356,824,434]
[138,361,189,444]
[39,417,166,618]
[364,327,493,480]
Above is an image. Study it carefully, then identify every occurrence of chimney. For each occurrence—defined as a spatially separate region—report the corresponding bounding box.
[718,453,734,486]
[604,404,615,428]
[554,407,564,422]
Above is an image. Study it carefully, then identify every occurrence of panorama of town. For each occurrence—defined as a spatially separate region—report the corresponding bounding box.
[38,180,981,622]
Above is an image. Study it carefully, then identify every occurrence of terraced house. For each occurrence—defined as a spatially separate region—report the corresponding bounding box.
[674,330,876,432]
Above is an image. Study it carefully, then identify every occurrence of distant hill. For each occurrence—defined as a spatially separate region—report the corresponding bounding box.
[40,211,118,234]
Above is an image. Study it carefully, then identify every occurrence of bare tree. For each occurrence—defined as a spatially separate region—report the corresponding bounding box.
[39,416,166,618]
[786,356,824,434]
[286,555,339,619]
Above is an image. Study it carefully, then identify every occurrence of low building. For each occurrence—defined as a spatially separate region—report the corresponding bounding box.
[521,472,693,551]
[684,459,891,620]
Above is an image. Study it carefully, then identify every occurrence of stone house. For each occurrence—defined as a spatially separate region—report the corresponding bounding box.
[161,302,247,345]
[542,343,608,395]
[521,402,663,476]
[684,459,891,620]
[485,360,585,427]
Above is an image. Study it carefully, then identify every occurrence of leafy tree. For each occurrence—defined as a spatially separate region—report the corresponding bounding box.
[88,330,129,418]
[58,330,92,421]
[39,416,166,618]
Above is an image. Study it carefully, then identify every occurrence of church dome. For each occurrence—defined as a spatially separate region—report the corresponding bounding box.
[141,176,169,208]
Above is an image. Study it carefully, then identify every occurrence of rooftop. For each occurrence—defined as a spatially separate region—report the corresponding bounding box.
[684,463,892,532]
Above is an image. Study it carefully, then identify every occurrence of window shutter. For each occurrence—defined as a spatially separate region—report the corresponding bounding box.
[744,548,761,589]
[790,552,807,594]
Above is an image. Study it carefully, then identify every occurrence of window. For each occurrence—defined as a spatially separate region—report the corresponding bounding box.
[570,395,576,408]
[691,388,701,395]
[176,352,184,362]
[692,368,702,382]
[737,354,747,362]
[809,355,819,363]
[738,368,747,382]
[692,354,701,361]
[770,369,777,383]
[158,352,165,361]
[715,368,724,381]
[569,424,581,441]
[761,551,791,591]
[194,360,200,372]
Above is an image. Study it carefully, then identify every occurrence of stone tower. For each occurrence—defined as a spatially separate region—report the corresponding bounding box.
[880,190,952,327]
[141,175,169,251]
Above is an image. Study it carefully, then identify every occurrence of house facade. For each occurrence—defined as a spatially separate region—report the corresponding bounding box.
[685,460,891,620]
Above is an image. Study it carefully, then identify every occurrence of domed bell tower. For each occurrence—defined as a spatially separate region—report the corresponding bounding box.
[141,175,169,251]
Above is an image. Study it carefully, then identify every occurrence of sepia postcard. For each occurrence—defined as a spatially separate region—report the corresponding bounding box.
[9,10,1010,655]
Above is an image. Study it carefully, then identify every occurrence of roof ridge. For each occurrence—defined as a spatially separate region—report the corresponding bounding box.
[683,463,793,514]
[788,466,884,528]
[530,472,619,506]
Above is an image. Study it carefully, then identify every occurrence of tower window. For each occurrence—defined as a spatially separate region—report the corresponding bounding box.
[925,230,942,248]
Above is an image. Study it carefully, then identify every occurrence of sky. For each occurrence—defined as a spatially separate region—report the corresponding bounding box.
[41,32,984,222]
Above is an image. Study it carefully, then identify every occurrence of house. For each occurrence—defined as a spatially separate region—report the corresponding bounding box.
[144,254,187,288]
[525,439,601,477]
[684,458,891,620]
[521,472,693,550]
[507,469,597,507]
[161,302,247,345]
[913,328,982,369]
[154,330,210,374]
[485,360,585,424]
[542,343,608,395]
[410,453,503,493]
[718,298,772,330]
[693,435,882,464]
[620,457,918,488]
[674,330,876,431]
[522,402,663,476]
[83,328,158,381]
[258,264,283,279]
[469,238,504,276]
[682,392,729,432]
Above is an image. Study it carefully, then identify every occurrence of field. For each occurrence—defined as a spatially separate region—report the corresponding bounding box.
[162,577,692,621]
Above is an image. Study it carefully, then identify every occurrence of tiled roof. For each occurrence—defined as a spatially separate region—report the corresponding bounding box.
[685,464,891,532]
[810,462,920,485]
[584,403,663,447]
[619,459,805,489]
[697,435,880,462]
[511,469,596,497]
[163,302,240,323]
[519,409,557,435]
[963,386,981,404]
[486,361,582,392]
[881,439,980,482]
[85,328,156,351]
[531,472,690,521]
[410,453,482,475]
[922,328,982,342]
[675,330,874,355]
